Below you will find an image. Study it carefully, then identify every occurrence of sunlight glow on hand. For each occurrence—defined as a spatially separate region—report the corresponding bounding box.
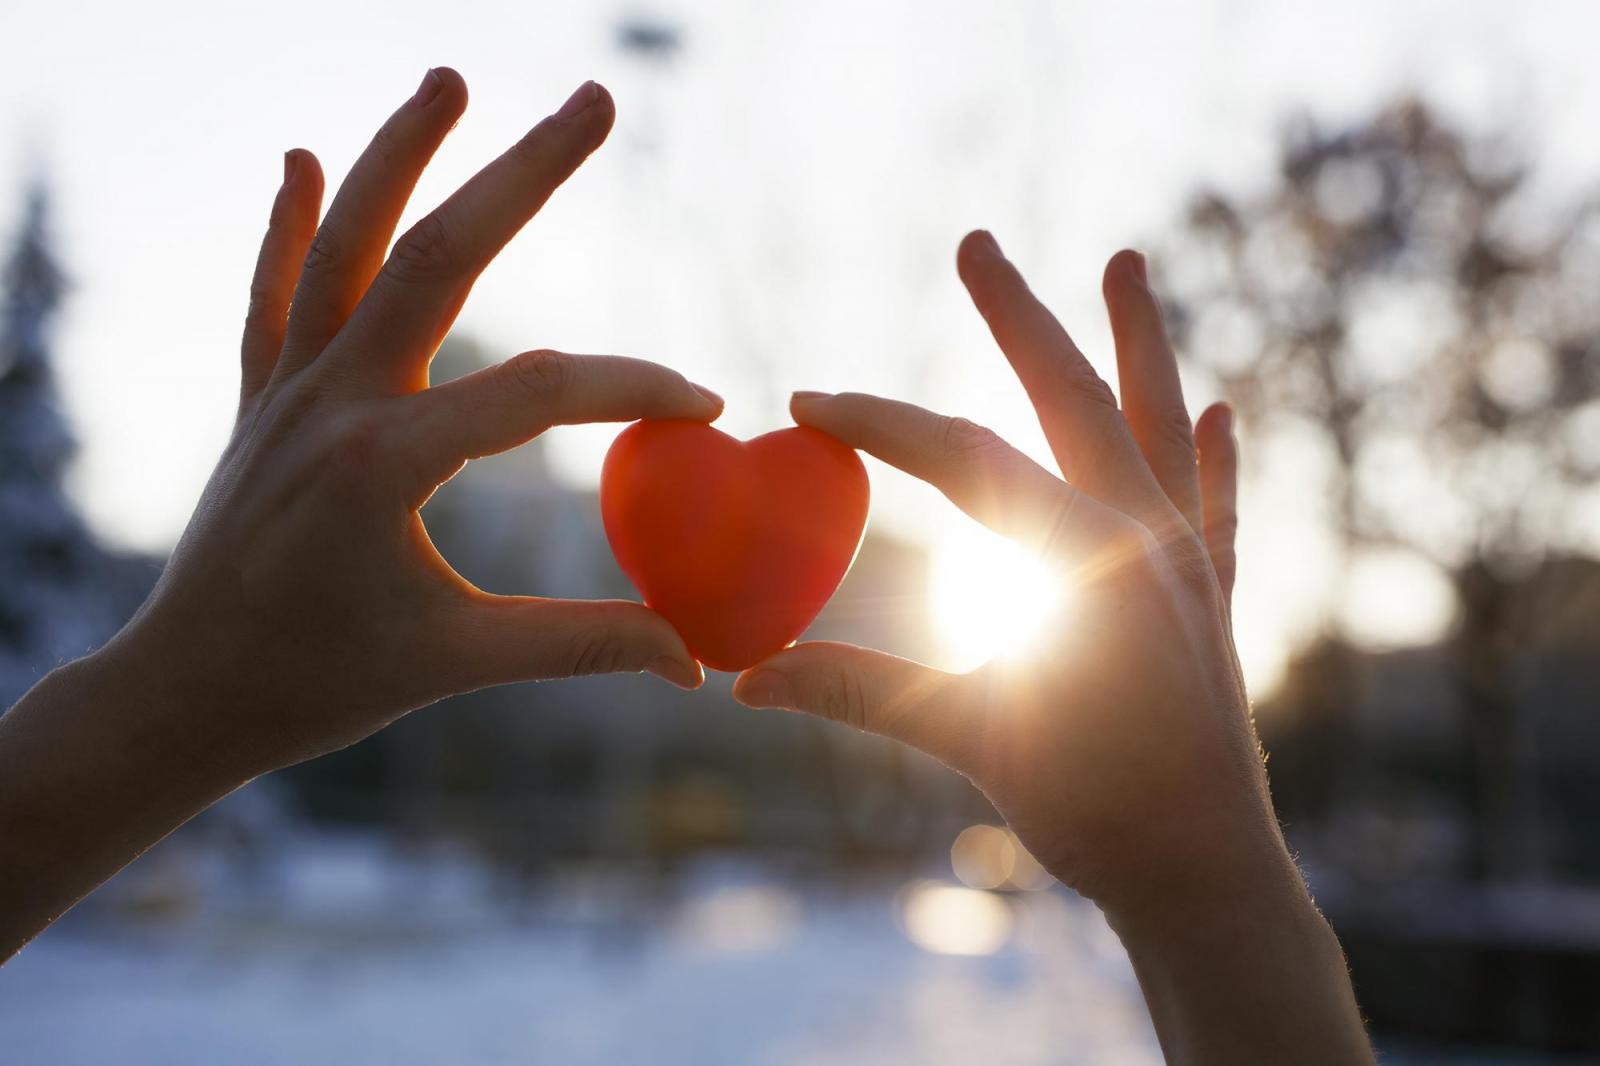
[929,520,1069,673]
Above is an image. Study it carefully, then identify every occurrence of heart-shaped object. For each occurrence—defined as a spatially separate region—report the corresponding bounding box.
[600,419,870,672]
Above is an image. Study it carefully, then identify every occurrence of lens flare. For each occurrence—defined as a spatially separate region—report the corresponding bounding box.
[929,521,1068,672]
[951,824,1055,892]
[898,881,1013,956]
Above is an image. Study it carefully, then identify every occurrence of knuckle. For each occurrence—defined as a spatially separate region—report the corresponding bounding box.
[1132,518,1214,594]
[1151,407,1199,455]
[816,665,872,732]
[506,125,555,167]
[1207,525,1239,586]
[1170,538,1217,588]
[255,375,321,438]
[325,412,393,483]
[301,227,341,275]
[246,279,279,308]
[940,416,1019,499]
[1129,526,1167,572]
[1061,365,1119,410]
[939,416,1004,459]
[243,288,282,334]
[1208,509,1239,543]
[366,123,403,168]
[568,629,628,677]
[385,213,457,283]
[506,348,576,401]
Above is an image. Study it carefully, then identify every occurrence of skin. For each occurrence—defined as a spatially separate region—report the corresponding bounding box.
[0,69,1371,1064]
[733,234,1375,1063]
[0,70,718,958]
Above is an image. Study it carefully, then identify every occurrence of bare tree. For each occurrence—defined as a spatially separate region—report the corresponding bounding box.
[1166,100,1600,883]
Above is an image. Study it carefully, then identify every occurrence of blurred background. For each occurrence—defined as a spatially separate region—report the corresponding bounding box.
[3,0,1600,1062]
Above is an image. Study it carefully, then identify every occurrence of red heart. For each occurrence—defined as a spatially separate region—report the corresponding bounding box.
[600,419,870,672]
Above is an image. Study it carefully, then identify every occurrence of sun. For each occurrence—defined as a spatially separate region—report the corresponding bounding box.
[929,519,1069,673]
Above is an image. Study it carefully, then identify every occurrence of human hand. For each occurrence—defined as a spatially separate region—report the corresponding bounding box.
[734,233,1372,1061]
[734,233,1256,907]
[110,71,716,777]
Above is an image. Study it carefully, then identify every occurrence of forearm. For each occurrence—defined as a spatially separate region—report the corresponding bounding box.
[1103,837,1374,1065]
[0,631,254,961]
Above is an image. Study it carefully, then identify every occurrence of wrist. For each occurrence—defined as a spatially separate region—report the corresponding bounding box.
[1101,835,1326,969]
[76,620,267,790]
[1096,827,1374,1064]
[1094,813,1308,935]
[0,632,260,958]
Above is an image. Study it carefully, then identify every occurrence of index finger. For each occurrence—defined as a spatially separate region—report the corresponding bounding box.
[333,81,617,393]
[399,350,723,493]
[790,391,1132,562]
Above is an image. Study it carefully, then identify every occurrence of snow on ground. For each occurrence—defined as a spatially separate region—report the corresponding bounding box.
[0,830,1576,1065]
[2,838,1158,1066]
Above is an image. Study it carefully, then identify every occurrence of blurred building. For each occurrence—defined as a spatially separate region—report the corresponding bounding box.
[1262,555,1600,1049]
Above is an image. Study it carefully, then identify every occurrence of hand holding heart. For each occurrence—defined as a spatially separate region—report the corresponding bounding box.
[722,236,1368,1060]
[713,233,1283,918]
[80,73,726,780]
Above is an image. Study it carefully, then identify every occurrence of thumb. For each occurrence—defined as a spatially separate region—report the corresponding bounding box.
[450,595,703,690]
[733,642,974,770]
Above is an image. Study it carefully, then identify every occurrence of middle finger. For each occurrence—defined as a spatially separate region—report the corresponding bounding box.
[273,67,469,381]
[331,81,616,394]
[955,231,1183,538]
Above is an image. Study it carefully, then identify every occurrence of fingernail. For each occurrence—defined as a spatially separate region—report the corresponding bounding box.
[1130,251,1148,285]
[410,68,443,108]
[972,229,1001,253]
[1218,402,1235,437]
[733,669,793,709]
[554,80,599,122]
[691,382,724,407]
[282,150,298,183]
[791,390,831,402]
[646,656,702,690]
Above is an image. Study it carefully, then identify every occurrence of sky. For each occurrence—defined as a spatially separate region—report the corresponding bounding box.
[4,0,1600,690]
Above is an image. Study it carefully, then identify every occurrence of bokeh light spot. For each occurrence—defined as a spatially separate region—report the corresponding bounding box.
[898,881,1013,956]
